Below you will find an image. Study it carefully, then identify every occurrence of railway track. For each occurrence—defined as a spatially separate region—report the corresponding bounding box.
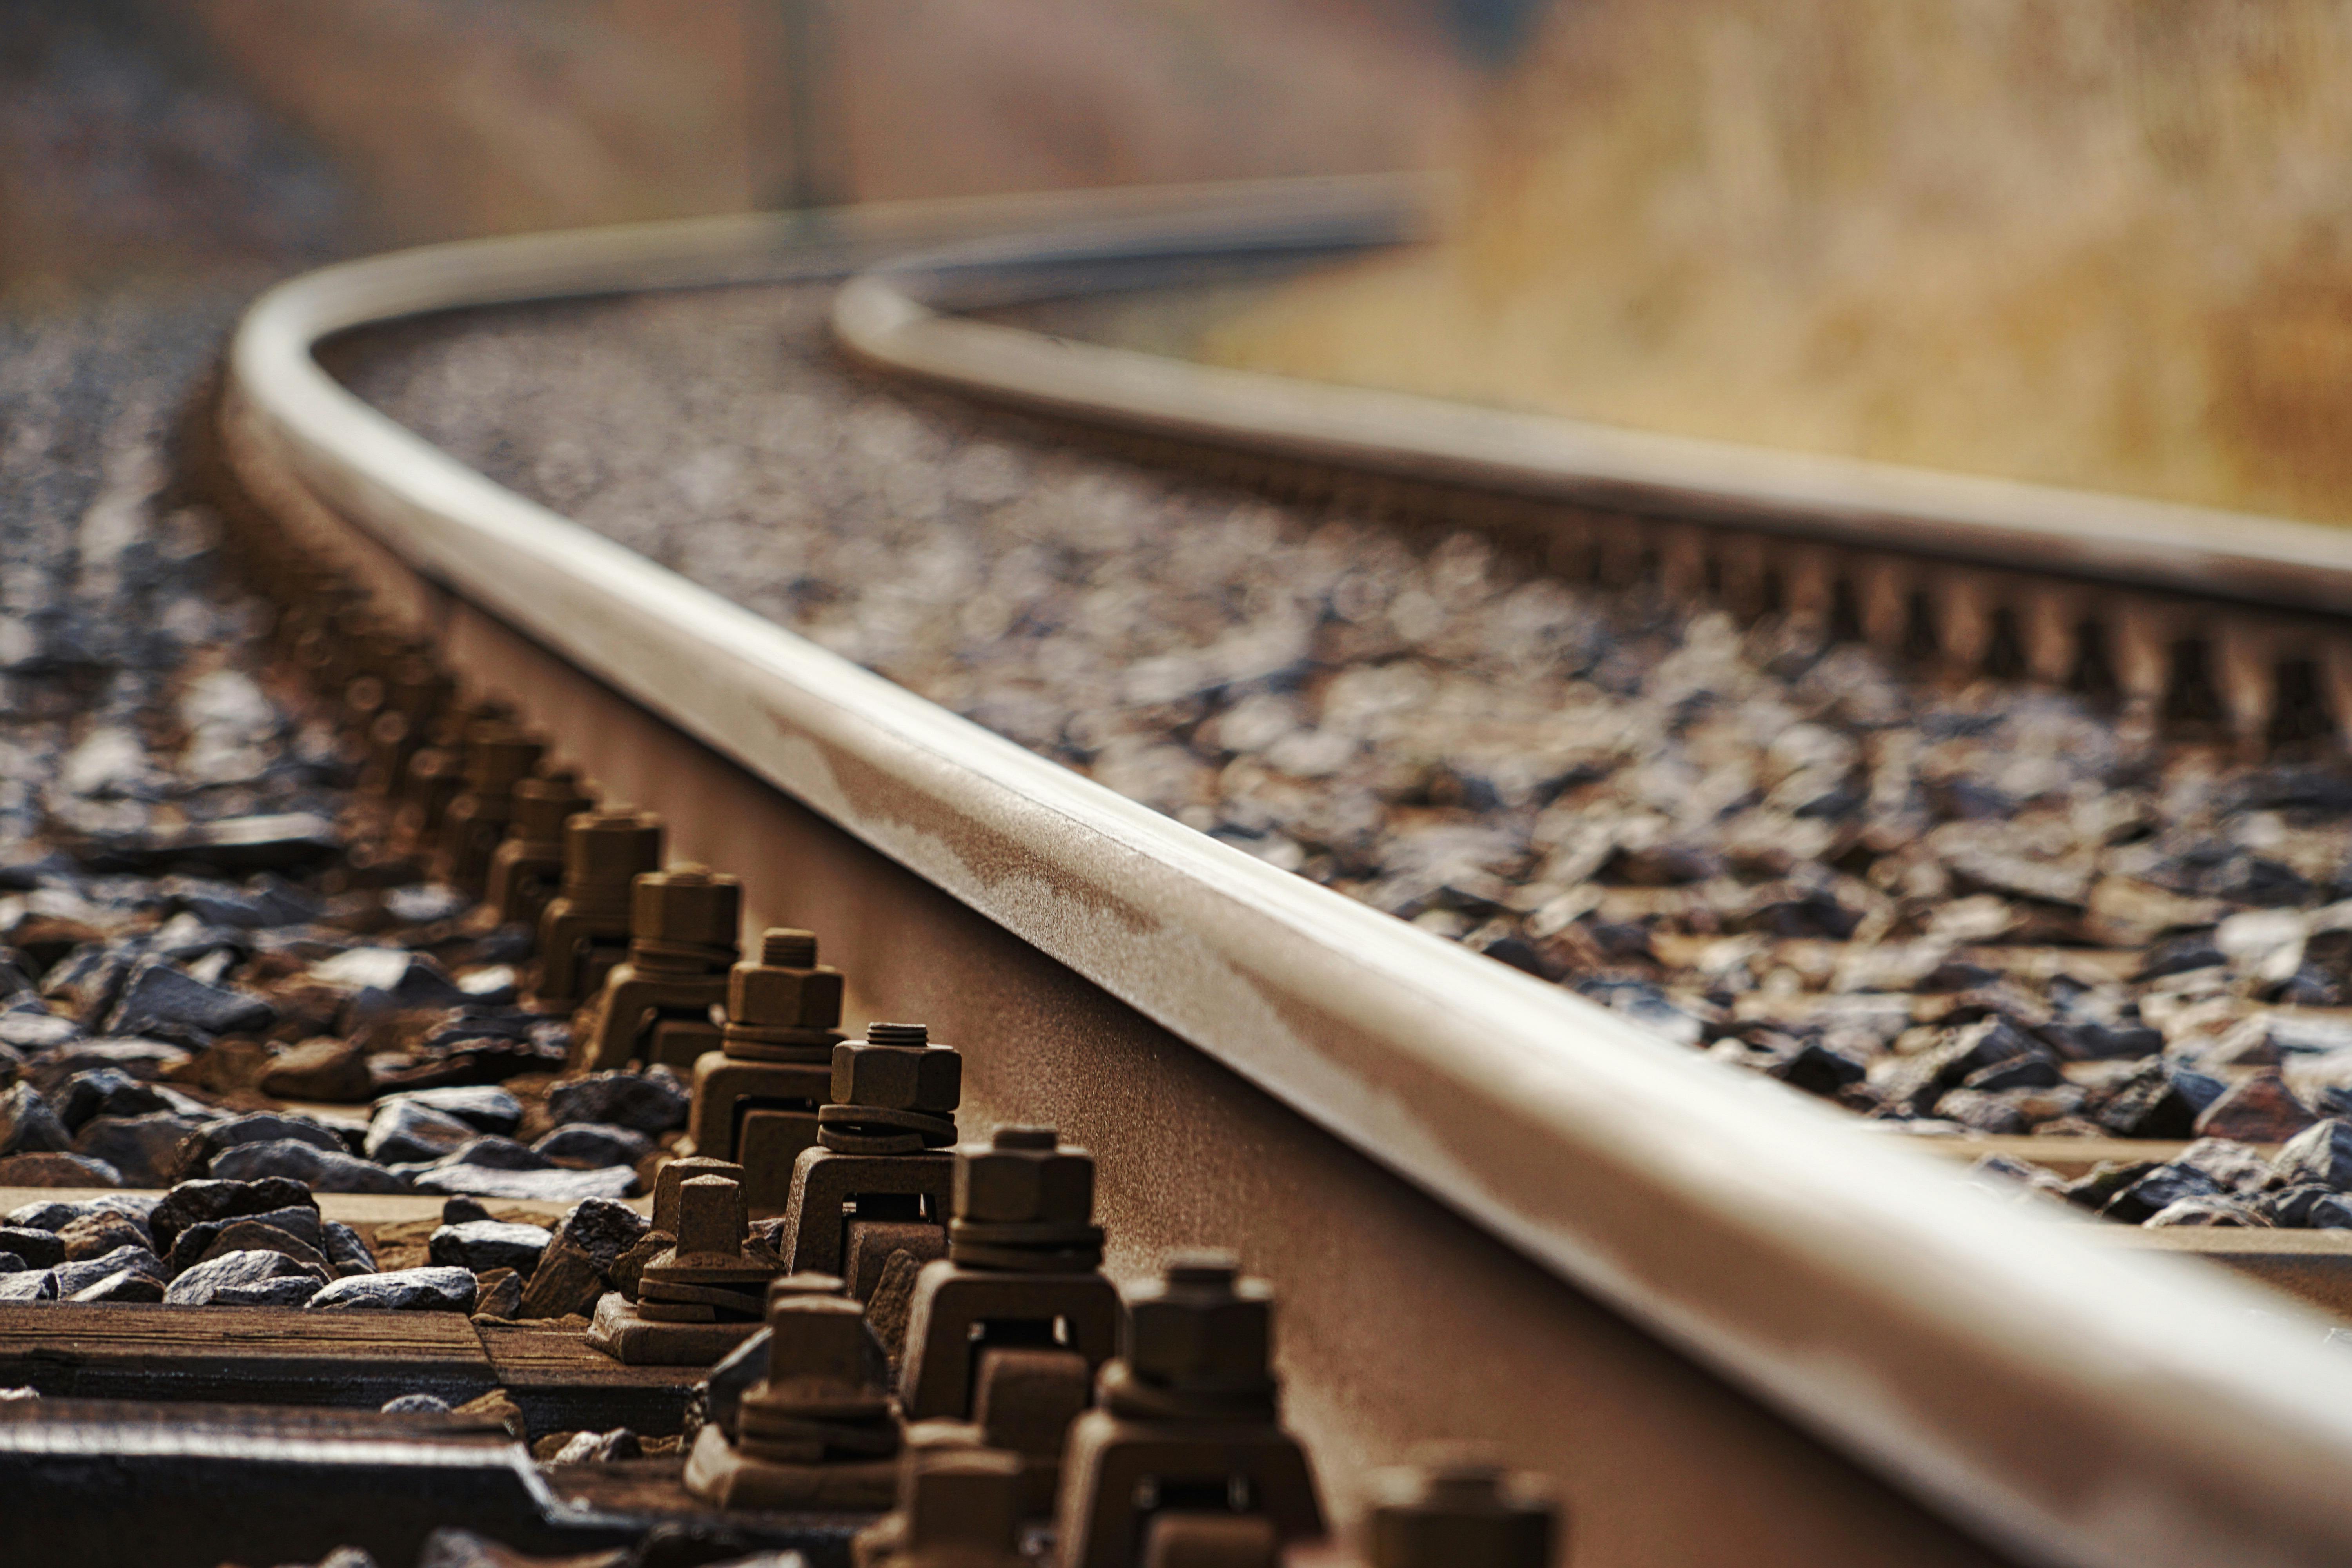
[11,176,2352,1566]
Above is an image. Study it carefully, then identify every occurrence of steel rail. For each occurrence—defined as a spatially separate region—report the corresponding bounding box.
[837,213,2352,619]
[224,179,2352,1568]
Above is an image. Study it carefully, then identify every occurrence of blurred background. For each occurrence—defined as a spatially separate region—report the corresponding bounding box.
[11,0,2352,527]
[0,0,1505,305]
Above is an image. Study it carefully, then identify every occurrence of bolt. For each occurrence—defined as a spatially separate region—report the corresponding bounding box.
[903,1447,1024,1554]
[1367,1445,1559,1568]
[511,771,593,844]
[674,1174,748,1260]
[727,927,844,1036]
[653,1156,746,1234]
[954,1126,1094,1228]
[762,1292,882,1393]
[460,721,544,794]
[1122,1250,1276,1406]
[561,809,664,910]
[831,1029,961,1113]
[629,864,742,959]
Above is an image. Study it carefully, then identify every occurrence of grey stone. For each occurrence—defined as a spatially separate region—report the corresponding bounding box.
[548,1427,640,1464]
[2260,1185,2352,1229]
[105,958,274,1042]
[364,1099,477,1165]
[532,1123,651,1169]
[433,1136,550,1172]
[209,1139,412,1194]
[0,1082,70,1157]
[0,1256,22,1274]
[382,1392,453,1414]
[167,1202,323,1272]
[0,1270,55,1303]
[411,1164,635,1203]
[545,1069,688,1135]
[307,1266,477,1313]
[428,1220,549,1276]
[149,1177,316,1254]
[310,947,470,1016]
[182,1112,347,1177]
[49,1067,171,1131]
[439,1197,492,1225]
[374,1085,521,1136]
[73,1112,203,1187]
[2101,1163,2222,1224]
[323,1220,377,1276]
[0,1229,63,1269]
[21,1038,189,1091]
[163,1249,329,1307]
[53,1245,164,1297]
[551,1196,650,1274]
[2273,1120,2352,1192]
[66,1267,165,1302]
[5,1193,159,1234]
[2145,1196,2272,1227]
[2173,1137,2277,1195]
[194,1221,332,1276]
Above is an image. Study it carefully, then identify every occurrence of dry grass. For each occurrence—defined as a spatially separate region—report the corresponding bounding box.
[1209,0,2352,523]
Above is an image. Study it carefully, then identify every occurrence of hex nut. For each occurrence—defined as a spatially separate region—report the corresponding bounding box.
[764,1293,885,1390]
[831,1038,961,1113]
[1125,1253,1274,1394]
[1368,1448,1558,1568]
[955,1127,1094,1226]
[905,1447,1024,1550]
[731,965,844,1031]
[631,865,741,947]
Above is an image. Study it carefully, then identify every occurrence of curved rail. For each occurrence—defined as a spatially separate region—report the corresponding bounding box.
[227,178,2352,1568]
[837,218,2352,618]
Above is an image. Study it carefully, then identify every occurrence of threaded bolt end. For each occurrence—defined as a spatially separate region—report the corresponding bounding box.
[762,929,818,968]
[866,1021,927,1047]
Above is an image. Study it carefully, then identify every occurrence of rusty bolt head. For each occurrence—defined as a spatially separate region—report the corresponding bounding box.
[954,1126,1094,1227]
[629,864,741,949]
[462,722,545,793]
[674,1175,747,1257]
[563,809,663,888]
[1367,1445,1559,1568]
[763,1292,883,1392]
[653,1156,746,1234]
[1124,1251,1274,1395]
[904,1447,1023,1552]
[728,928,844,1031]
[511,771,593,840]
[830,1032,960,1114]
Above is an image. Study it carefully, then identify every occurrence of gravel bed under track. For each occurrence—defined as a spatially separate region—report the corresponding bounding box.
[331,283,2352,1230]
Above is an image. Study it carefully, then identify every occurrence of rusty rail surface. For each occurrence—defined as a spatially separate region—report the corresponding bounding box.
[223,178,2352,1568]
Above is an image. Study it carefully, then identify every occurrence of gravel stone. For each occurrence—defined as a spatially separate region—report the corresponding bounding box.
[149,1178,316,1255]
[532,1123,651,1169]
[381,1393,452,1414]
[428,1220,549,1276]
[49,1067,172,1131]
[543,1070,687,1135]
[65,1266,165,1302]
[0,1152,121,1187]
[0,1270,56,1303]
[258,1037,371,1102]
[52,1210,150,1262]
[104,958,275,1043]
[53,1244,165,1296]
[209,1139,412,1194]
[411,1164,635,1203]
[72,1112,203,1187]
[374,1086,522,1136]
[0,1082,70,1157]
[2273,1120,2352,1192]
[0,1229,64,1269]
[307,1266,477,1313]
[164,1249,330,1307]
[365,1100,478,1165]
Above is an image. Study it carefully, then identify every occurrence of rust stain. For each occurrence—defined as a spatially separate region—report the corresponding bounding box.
[771,703,1160,939]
